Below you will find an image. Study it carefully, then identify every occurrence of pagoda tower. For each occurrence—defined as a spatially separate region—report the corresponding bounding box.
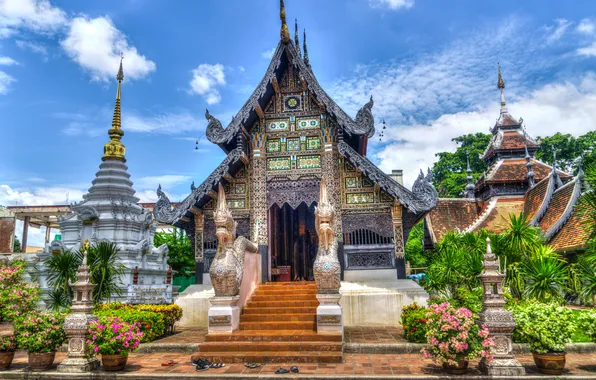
[44,59,170,303]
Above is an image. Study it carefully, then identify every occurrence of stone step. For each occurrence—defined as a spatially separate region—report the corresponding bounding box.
[191,351,343,364]
[246,300,319,308]
[242,307,317,315]
[240,313,315,323]
[261,281,317,287]
[198,341,342,353]
[239,321,315,331]
[205,330,341,343]
[250,294,315,302]
[253,289,318,296]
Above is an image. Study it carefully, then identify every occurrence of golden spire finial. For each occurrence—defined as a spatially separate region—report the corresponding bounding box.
[497,63,505,89]
[280,0,290,44]
[103,53,126,162]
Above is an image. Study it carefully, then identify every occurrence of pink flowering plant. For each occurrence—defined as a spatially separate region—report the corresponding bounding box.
[87,317,143,357]
[0,335,16,352]
[421,302,494,366]
[15,312,67,353]
[0,260,40,323]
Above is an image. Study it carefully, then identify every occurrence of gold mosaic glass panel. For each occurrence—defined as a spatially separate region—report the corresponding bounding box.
[267,157,291,170]
[287,138,301,151]
[346,193,375,204]
[227,199,246,209]
[297,118,320,130]
[306,137,321,150]
[266,139,281,152]
[297,155,321,169]
[267,120,289,132]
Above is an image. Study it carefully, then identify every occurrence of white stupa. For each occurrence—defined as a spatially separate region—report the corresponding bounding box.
[42,59,171,304]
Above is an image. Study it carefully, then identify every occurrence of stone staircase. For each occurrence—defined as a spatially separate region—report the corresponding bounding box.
[192,281,343,363]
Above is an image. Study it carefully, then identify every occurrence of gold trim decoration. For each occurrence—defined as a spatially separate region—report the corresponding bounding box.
[103,57,126,162]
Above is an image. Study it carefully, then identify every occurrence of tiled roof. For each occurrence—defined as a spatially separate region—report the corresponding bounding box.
[480,159,571,184]
[524,176,551,221]
[496,112,521,127]
[472,197,526,233]
[538,182,575,233]
[425,199,479,243]
[482,129,540,160]
[549,206,590,251]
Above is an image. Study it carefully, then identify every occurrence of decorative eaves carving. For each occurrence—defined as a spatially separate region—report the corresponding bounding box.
[338,141,437,214]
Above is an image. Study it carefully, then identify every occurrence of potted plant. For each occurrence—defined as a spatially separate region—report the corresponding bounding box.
[88,317,143,371]
[0,335,16,370]
[513,302,575,375]
[422,302,493,374]
[15,312,67,371]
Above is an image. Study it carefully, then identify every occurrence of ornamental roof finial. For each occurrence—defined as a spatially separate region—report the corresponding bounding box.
[280,0,290,44]
[294,18,301,57]
[303,28,311,68]
[497,63,508,115]
[464,150,475,199]
[103,53,126,162]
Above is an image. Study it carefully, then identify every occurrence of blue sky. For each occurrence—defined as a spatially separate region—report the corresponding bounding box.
[1,0,596,246]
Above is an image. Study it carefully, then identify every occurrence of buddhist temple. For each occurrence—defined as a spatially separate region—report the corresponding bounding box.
[154,1,438,285]
[424,66,590,255]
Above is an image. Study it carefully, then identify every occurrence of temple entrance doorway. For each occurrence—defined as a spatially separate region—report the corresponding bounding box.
[268,202,318,282]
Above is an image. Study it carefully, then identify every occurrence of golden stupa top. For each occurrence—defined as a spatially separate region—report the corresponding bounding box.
[103,57,126,162]
[497,64,505,89]
[280,0,290,44]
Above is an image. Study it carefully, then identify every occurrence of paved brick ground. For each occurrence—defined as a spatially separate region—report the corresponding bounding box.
[154,326,407,345]
[4,351,596,376]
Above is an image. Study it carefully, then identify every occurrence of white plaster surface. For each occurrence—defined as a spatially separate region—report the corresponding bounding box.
[175,285,214,327]
[208,296,240,334]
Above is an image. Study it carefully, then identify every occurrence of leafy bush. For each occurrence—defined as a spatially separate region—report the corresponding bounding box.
[95,303,182,334]
[88,317,143,356]
[511,301,576,353]
[577,309,596,342]
[0,259,40,322]
[0,335,16,352]
[95,307,165,343]
[400,303,427,343]
[422,302,493,366]
[15,312,67,353]
[426,287,483,315]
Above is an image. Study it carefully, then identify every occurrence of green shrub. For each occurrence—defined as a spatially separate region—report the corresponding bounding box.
[95,303,182,335]
[15,312,67,353]
[400,302,428,343]
[577,309,596,342]
[0,259,40,322]
[511,301,576,353]
[95,308,164,343]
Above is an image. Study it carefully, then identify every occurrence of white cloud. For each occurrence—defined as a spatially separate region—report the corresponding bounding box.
[124,111,206,134]
[0,70,14,94]
[261,48,275,59]
[61,16,156,82]
[0,56,16,65]
[577,42,596,57]
[188,63,226,105]
[15,39,48,56]
[373,74,596,188]
[0,0,67,37]
[0,184,84,206]
[369,0,414,10]
[544,18,572,42]
[577,18,595,35]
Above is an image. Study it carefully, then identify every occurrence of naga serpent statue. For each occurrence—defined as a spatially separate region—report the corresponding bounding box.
[210,183,258,297]
[313,178,341,294]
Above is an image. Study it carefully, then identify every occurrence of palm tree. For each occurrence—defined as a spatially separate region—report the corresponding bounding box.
[519,245,568,302]
[85,241,125,303]
[500,213,543,262]
[42,249,81,309]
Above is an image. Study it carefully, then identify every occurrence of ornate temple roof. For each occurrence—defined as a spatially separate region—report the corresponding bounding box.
[204,25,374,154]
[424,199,479,243]
[476,158,570,186]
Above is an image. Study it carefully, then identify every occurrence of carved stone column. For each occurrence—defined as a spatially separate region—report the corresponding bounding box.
[57,252,100,373]
[250,132,269,282]
[193,212,204,284]
[391,202,406,279]
[478,238,524,376]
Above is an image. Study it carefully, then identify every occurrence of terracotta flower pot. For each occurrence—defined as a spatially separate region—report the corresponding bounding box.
[533,352,566,375]
[442,359,469,375]
[102,354,128,371]
[28,351,56,371]
[0,351,15,370]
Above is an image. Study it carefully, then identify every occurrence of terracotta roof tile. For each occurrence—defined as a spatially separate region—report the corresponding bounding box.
[549,207,590,251]
[523,177,551,221]
[538,183,575,233]
[426,199,479,242]
[496,112,521,127]
[482,159,571,184]
[474,197,525,233]
[500,131,538,150]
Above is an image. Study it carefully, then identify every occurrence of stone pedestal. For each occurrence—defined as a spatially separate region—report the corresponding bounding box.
[316,294,343,335]
[208,296,240,334]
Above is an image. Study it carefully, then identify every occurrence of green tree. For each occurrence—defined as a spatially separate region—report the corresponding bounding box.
[536,131,596,173]
[154,228,194,278]
[431,133,491,198]
[43,249,80,310]
[13,236,21,253]
[519,245,568,302]
[404,222,428,267]
[85,241,125,303]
